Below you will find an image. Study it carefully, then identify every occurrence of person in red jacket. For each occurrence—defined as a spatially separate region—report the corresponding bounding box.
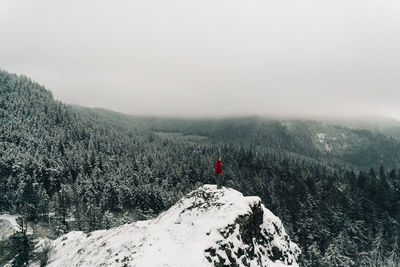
[215,157,223,189]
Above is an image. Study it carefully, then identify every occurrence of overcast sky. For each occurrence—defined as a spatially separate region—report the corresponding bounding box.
[1,0,400,118]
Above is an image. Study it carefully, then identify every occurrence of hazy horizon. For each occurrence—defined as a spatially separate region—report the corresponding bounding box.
[1,0,400,119]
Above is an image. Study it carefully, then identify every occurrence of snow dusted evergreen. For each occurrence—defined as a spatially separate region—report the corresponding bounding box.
[47,185,300,266]
[1,70,400,266]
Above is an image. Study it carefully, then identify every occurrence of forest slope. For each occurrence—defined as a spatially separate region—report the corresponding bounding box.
[1,70,399,266]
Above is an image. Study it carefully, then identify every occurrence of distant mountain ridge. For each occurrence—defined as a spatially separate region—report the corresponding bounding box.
[144,116,400,170]
[47,185,300,267]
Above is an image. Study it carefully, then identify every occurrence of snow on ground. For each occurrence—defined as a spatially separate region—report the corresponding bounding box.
[29,237,53,267]
[324,143,332,152]
[48,185,300,267]
[316,133,332,152]
[0,214,21,240]
[316,133,326,143]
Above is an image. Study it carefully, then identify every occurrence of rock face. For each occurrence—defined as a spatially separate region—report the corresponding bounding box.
[47,185,300,267]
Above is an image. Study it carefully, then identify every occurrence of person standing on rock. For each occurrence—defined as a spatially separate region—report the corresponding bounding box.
[215,157,224,189]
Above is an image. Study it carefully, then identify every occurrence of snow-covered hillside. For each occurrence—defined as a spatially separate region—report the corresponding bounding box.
[47,185,300,266]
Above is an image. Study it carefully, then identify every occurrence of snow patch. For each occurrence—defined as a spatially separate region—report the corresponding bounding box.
[316,133,332,152]
[0,214,21,240]
[316,133,326,143]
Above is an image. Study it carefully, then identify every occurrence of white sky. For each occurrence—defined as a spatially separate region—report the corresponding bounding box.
[1,0,400,118]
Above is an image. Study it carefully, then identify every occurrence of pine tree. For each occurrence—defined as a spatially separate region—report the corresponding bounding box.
[356,251,373,266]
[371,226,386,266]
[386,235,400,267]
[10,226,34,266]
[321,242,354,266]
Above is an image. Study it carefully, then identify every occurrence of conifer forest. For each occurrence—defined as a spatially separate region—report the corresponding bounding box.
[1,70,400,266]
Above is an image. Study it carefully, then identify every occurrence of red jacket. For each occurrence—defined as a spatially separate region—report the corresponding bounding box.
[215,161,223,176]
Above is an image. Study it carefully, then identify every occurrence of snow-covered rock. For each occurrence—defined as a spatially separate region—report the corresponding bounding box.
[47,185,301,266]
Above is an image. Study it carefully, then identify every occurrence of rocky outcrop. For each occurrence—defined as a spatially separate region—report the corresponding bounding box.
[47,185,300,266]
[191,186,300,266]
